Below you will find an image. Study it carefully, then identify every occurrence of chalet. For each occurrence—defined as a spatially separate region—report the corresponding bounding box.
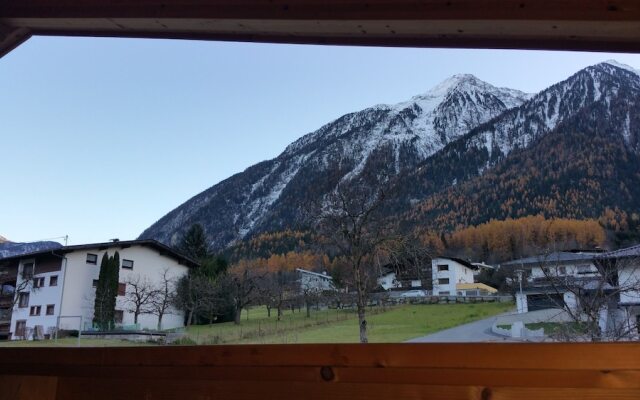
[501,250,602,313]
[596,245,640,337]
[431,257,486,296]
[0,239,197,340]
[296,268,335,293]
[376,263,431,291]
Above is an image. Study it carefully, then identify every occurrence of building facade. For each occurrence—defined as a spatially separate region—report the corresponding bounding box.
[3,240,197,340]
[431,257,477,296]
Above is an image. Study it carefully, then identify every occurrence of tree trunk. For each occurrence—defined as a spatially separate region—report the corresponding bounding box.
[306,301,311,318]
[234,307,242,325]
[357,302,368,343]
[157,314,163,331]
[267,305,271,318]
[277,305,283,321]
[134,311,139,324]
[186,309,194,326]
[355,264,368,343]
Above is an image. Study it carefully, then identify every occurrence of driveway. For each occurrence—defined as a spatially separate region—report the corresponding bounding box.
[406,314,511,343]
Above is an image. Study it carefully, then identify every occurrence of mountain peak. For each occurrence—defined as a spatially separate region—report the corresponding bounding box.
[599,59,639,75]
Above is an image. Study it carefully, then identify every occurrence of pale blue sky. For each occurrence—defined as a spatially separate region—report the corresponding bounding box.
[2,36,640,245]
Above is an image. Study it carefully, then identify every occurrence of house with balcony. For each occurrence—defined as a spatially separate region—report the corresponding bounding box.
[431,257,487,296]
[1,239,198,340]
[501,250,603,312]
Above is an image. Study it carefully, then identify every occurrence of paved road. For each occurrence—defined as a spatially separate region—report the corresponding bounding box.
[406,314,511,343]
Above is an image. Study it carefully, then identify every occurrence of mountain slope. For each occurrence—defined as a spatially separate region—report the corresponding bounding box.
[0,240,63,259]
[389,61,640,216]
[140,75,529,249]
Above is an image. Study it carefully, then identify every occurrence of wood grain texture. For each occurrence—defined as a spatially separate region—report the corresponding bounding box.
[0,343,639,399]
[1,0,640,54]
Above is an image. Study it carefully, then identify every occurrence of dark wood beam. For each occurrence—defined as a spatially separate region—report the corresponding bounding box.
[1,1,640,57]
[0,23,30,58]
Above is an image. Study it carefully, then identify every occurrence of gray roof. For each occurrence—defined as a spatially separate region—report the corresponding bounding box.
[502,251,599,267]
[598,244,640,260]
[0,239,199,268]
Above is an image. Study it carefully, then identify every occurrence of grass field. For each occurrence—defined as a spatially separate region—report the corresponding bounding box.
[0,302,514,347]
[184,301,514,344]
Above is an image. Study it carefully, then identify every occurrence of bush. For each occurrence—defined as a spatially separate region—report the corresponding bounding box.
[171,337,197,345]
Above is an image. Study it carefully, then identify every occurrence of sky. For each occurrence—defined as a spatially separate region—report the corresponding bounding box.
[2,36,640,245]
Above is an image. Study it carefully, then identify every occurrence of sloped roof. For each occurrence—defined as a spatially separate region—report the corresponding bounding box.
[598,244,640,260]
[502,251,599,267]
[0,239,199,268]
[456,283,498,293]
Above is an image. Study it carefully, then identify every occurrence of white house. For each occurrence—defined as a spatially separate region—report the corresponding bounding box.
[596,245,640,337]
[431,257,478,296]
[501,250,602,313]
[296,268,335,293]
[3,239,197,340]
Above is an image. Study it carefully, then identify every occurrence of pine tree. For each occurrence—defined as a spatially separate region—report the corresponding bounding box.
[93,253,111,330]
[179,224,210,261]
[107,251,121,329]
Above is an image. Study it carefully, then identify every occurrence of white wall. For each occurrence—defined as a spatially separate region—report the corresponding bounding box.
[431,258,474,295]
[529,262,599,280]
[377,273,399,290]
[10,258,65,339]
[60,245,189,331]
[618,263,640,305]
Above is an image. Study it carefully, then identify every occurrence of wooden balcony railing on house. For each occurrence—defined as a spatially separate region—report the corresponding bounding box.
[0,343,638,400]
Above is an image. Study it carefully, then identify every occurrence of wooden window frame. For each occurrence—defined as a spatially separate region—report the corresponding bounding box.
[121,259,134,270]
[17,292,29,308]
[49,275,58,286]
[29,305,41,316]
[46,304,55,315]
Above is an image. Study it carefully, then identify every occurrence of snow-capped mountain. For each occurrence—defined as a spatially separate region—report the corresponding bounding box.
[141,61,640,251]
[140,74,530,249]
[392,60,640,230]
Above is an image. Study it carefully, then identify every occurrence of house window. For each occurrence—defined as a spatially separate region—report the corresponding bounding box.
[18,292,29,308]
[29,305,41,316]
[121,259,134,269]
[49,275,58,286]
[558,266,566,275]
[15,320,26,337]
[438,265,449,271]
[46,304,55,315]
[33,277,45,288]
[114,310,124,324]
[22,262,34,279]
[438,278,450,285]
[440,291,450,295]
[86,253,98,264]
[92,279,99,288]
[118,283,126,296]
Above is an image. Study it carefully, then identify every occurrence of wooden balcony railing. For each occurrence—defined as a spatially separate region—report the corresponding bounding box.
[0,343,638,399]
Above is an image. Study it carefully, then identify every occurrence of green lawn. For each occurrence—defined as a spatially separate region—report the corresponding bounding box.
[185,301,514,344]
[0,302,514,347]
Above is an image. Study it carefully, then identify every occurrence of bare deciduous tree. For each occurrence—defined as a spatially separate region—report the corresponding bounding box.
[310,179,391,343]
[124,274,156,325]
[149,268,175,330]
[229,264,266,325]
[527,252,640,341]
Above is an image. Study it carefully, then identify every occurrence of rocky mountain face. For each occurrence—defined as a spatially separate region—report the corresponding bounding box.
[0,240,63,259]
[141,61,640,251]
[140,74,530,249]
